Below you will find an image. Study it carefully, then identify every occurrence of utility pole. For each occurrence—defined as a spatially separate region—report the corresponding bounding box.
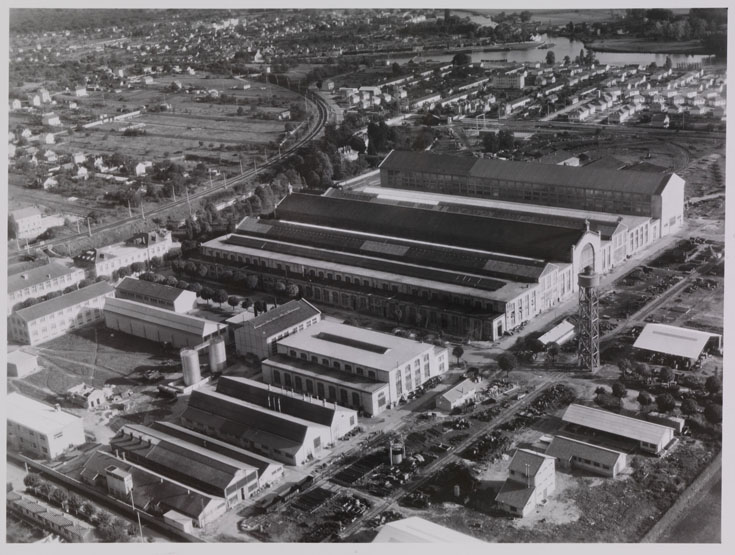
[87,218,92,237]
[186,188,192,216]
[76,219,81,234]
[222,173,227,189]
[141,203,145,221]
[239,159,243,175]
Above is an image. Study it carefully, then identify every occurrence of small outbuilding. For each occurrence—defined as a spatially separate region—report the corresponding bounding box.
[7,350,39,378]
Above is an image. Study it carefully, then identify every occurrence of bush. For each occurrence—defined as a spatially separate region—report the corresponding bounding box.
[638,391,653,407]
[656,393,676,413]
[680,398,699,415]
[704,403,722,424]
[612,382,627,398]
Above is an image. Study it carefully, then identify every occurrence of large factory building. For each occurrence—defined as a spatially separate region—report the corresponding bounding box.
[261,320,448,415]
[379,150,685,237]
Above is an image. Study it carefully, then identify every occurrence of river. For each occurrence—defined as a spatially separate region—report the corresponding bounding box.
[392,31,708,68]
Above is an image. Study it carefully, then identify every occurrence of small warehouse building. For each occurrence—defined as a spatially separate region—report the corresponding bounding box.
[495,449,556,517]
[7,349,39,377]
[561,403,675,455]
[214,376,358,442]
[7,392,86,459]
[181,387,332,466]
[538,319,576,346]
[109,424,261,505]
[545,435,628,478]
[231,299,321,359]
[372,516,484,543]
[115,277,197,313]
[104,297,222,348]
[80,449,225,529]
[151,421,285,488]
[633,323,722,368]
[435,379,477,412]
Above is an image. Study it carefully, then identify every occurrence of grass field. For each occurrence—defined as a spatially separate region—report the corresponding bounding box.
[46,74,303,167]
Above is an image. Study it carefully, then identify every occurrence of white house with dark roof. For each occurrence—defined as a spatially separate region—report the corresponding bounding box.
[495,449,556,517]
[8,282,115,345]
[115,277,197,313]
[10,206,45,239]
[545,435,627,478]
[436,379,477,411]
[7,262,85,313]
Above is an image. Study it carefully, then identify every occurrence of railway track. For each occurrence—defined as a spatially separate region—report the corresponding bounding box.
[8,88,329,263]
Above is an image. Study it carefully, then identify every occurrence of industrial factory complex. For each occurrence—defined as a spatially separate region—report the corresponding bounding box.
[198,150,684,341]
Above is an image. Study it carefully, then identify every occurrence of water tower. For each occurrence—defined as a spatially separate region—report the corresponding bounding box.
[577,266,600,371]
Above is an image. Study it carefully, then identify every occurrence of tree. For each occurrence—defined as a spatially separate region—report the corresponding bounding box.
[656,393,676,413]
[227,296,240,310]
[611,382,627,399]
[482,131,499,153]
[50,487,68,508]
[241,298,252,310]
[286,283,300,298]
[187,282,203,295]
[200,286,214,303]
[637,391,653,407]
[165,276,179,287]
[131,261,145,273]
[452,52,471,66]
[95,511,112,527]
[176,279,190,290]
[80,502,96,521]
[274,280,287,294]
[635,362,652,380]
[705,376,721,395]
[213,288,228,306]
[563,55,571,66]
[117,266,131,278]
[197,264,209,278]
[704,403,722,424]
[680,398,699,415]
[246,275,259,289]
[545,50,556,66]
[23,473,42,489]
[520,10,532,22]
[67,494,83,515]
[546,342,560,365]
[497,352,518,378]
[659,366,675,383]
[664,56,673,70]
[452,345,465,364]
[595,386,608,396]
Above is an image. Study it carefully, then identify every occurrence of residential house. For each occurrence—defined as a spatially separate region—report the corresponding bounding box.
[495,449,556,517]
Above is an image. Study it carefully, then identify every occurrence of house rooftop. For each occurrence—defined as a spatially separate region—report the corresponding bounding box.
[633,323,721,360]
[11,206,42,220]
[14,281,114,323]
[8,261,80,294]
[7,392,81,435]
[236,299,320,337]
[545,435,625,468]
[116,277,191,303]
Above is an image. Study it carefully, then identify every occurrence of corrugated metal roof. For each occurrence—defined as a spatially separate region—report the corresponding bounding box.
[151,422,283,476]
[379,150,477,175]
[561,404,673,446]
[104,297,220,337]
[381,150,673,195]
[187,388,327,444]
[14,281,114,323]
[242,299,320,338]
[8,262,81,294]
[545,435,624,467]
[633,323,720,360]
[276,194,583,263]
[116,277,189,303]
[215,376,352,428]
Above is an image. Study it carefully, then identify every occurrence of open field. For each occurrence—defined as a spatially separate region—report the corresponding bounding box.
[40,75,303,168]
[585,38,707,55]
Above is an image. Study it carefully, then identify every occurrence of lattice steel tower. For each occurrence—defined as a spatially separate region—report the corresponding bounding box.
[577,266,600,371]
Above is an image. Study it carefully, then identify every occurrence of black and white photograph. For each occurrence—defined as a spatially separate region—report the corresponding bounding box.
[2,1,731,547]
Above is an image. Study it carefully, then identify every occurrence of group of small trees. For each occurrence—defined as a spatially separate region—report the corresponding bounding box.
[23,474,134,541]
